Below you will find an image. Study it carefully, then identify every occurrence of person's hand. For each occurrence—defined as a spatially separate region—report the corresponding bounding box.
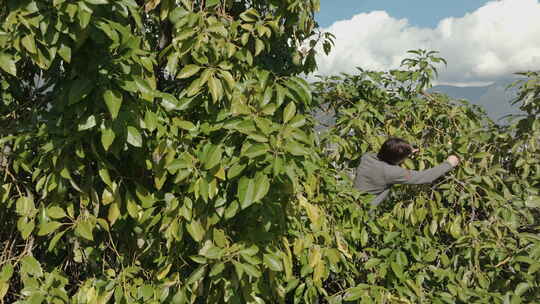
[447,155,460,167]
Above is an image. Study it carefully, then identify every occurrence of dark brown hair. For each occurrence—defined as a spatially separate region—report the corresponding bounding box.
[377,137,413,165]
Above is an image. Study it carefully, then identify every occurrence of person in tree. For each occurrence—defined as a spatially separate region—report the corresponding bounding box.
[355,137,459,207]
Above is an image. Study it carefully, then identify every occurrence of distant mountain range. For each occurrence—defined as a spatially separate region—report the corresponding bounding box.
[431,79,523,123]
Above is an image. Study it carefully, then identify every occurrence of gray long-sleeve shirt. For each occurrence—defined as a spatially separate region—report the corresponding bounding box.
[354,153,453,207]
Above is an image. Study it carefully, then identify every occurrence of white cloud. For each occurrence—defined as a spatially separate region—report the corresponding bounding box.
[315,0,540,85]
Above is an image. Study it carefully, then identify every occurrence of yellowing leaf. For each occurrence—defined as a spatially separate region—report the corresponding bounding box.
[214,167,226,180]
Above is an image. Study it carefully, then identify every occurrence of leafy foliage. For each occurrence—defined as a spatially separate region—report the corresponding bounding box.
[0,0,539,303]
[311,50,540,303]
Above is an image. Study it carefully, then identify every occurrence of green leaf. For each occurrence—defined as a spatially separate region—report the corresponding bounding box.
[186,219,205,242]
[0,52,17,76]
[76,219,94,241]
[227,162,246,180]
[85,0,108,4]
[21,35,37,54]
[390,261,405,280]
[16,196,35,216]
[206,0,219,8]
[283,102,296,123]
[219,70,236,89]
[253,174,270,202]
[208,76,223,102]
[103,90,123,119]
[127,126,143,147]
[144,111,158,131]
[207,25,228,37]
[108,202,121,225]
[169,7,189,24]
[20,256,42,277]
[209,262,225,277]
[186,78,203,96]
[47,230,66,251]
[202,246,223,260]
[187,265,207,285]
[0,263,13,281]
[263,253,283,272]
[175,119,196,131]
[515,282,530,297]
[156,263,172,280]
[243,143,269,158]
[289,115,306,128]
[284,141,308,156]
[69,78,93,105]
[101,128,116,151]
[78,115,97,131]
[161,93,181,111]
[38,221,63,236]
[260,87,273,107]
[138,285,153,300]
[343,287,366,301]
[98,167,113,187]
[449,216,461,239]
[204,145,223,170]
[171,288,187,304]
[237,177,255,209]
[177,65,201,79]
[473,152,490,159]
[18,219,34,240]
[254,39,264,56]
[285,77,312,104]
[242,263,261,278]
[58,43,71,63]
[0,280,8,300]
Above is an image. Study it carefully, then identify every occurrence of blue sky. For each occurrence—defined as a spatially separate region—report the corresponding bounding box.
[314,0,540,85]
[317,0,491,28]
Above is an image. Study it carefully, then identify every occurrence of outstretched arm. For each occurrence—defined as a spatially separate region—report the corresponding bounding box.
[385,155,459,185]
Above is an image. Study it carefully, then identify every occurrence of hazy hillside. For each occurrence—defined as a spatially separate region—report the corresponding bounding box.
[432,79,523,123]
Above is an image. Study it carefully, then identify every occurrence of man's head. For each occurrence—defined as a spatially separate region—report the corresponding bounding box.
[378,137,413,165]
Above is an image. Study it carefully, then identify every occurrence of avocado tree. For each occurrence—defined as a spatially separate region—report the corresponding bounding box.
[311,51,540,303]
[0,0,337,302]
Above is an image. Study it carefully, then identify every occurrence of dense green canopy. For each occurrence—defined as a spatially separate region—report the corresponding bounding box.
[0,0,539,303]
